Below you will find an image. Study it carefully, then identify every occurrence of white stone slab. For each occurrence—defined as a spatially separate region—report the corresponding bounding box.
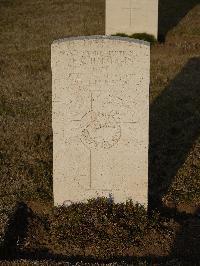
[106,0,158,38]
[52,36,150,207]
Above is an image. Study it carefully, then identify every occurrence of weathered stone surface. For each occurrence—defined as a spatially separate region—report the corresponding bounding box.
[106,0,158,38]
[52,36,150,206]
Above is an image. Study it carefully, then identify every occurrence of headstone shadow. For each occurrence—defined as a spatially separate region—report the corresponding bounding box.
[149,57,200,210]
[0,202,31,260]
[170,207,200,262]
[158,0,199,41]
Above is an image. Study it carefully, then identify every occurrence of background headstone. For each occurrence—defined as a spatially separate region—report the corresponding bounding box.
[52,36,150,206]
[106,0,158,38]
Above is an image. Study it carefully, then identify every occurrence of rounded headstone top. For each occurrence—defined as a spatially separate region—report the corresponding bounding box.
[51,35,150,47]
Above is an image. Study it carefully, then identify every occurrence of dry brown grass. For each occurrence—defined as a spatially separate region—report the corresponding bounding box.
[0,0,200,263]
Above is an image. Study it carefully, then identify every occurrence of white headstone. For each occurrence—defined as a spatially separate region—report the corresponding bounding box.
[106,0,158,38]
[52,36,150,207]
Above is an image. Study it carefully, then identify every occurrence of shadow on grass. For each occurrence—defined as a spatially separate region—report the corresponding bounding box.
[0,202,31,260]
[0,203,199,264]
[170,207,200,262]
[0,201,164,263]
[158,0,199,41]
[0,251,168,265]
[149,57,200,210]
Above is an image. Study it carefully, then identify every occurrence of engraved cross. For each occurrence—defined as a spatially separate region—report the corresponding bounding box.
[70,90,137,192]
[122,0,140,27]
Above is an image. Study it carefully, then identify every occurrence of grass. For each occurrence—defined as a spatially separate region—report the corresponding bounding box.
[0,0,200,264]
[25,199,166,258]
